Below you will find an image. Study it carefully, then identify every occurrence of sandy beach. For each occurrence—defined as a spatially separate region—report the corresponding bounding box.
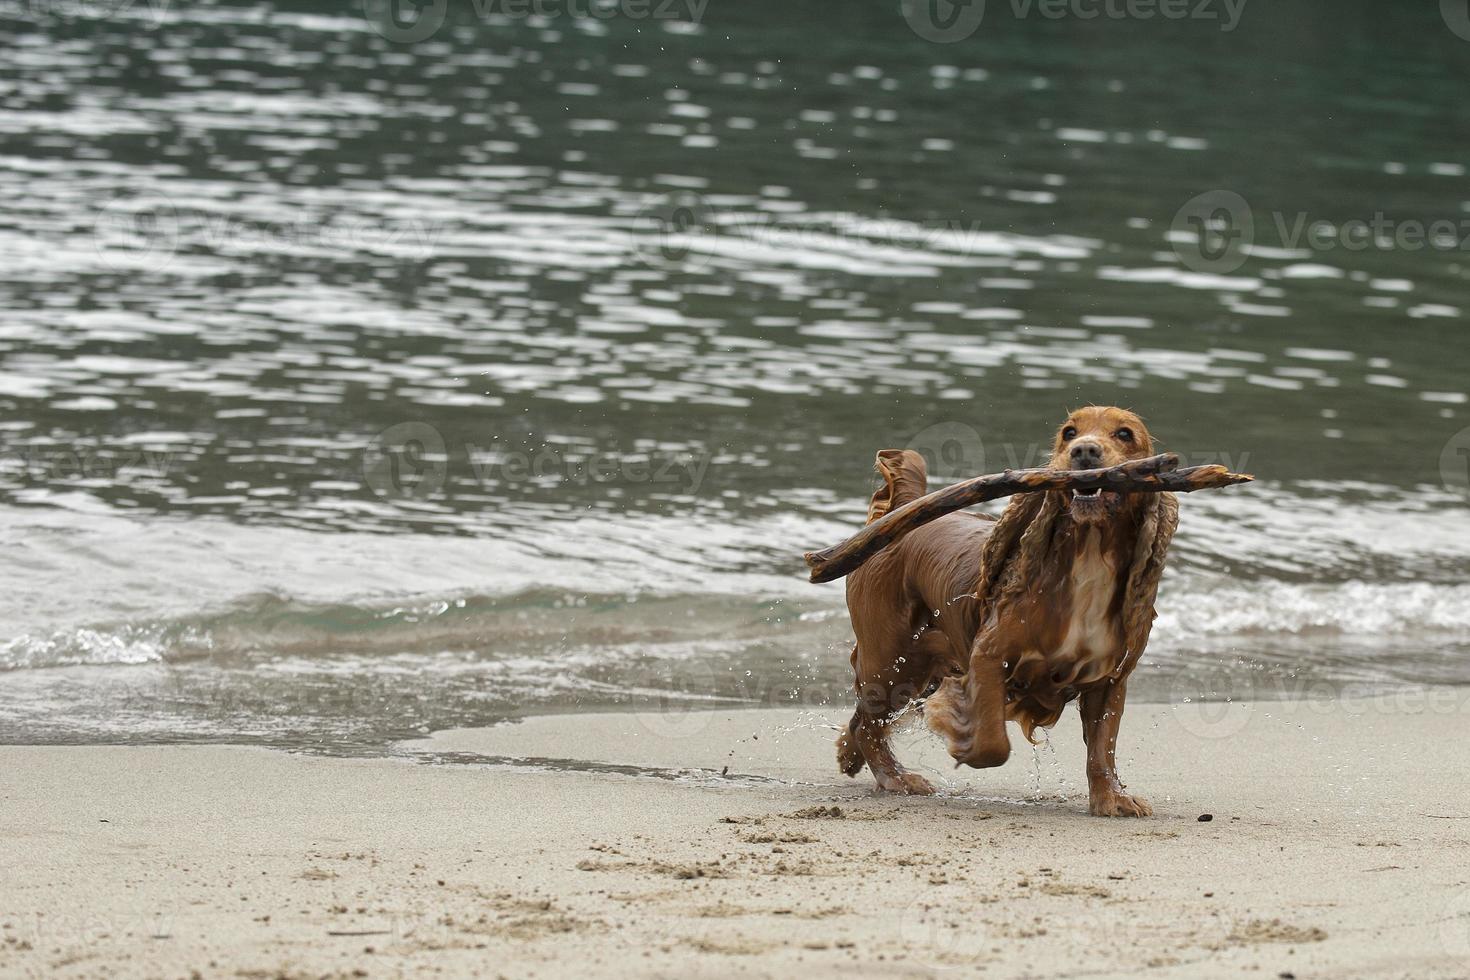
[7,1,1470,978]
[3,696,1469,979]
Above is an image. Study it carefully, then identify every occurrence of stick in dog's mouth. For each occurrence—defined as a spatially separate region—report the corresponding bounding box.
[803,452,1252,584]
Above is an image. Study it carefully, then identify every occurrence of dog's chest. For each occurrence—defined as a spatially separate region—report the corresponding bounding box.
[995,530,1128,701]
[1040,535,1124,687]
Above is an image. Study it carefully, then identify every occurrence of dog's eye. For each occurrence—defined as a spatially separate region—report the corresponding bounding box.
[1062,426,1077,441]
[1115,428,1133,442]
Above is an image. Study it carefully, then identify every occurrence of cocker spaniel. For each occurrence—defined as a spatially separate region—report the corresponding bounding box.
[836,407,1177,816]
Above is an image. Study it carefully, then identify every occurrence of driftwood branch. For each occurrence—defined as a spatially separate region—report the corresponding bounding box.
[804,452,1252,584]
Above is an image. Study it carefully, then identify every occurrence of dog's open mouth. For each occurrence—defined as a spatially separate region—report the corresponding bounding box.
[1068,486,1116,519]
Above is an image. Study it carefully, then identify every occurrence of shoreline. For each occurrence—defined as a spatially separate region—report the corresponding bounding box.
[3,698,1469,978]
[7,676,1465,759]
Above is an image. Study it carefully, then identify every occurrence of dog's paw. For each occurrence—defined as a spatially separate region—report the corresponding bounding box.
[877,771,936,796]
[1089,792,1152,817]
[835,732,866,777]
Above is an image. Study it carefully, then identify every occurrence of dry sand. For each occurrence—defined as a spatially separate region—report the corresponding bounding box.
[3,695,1470,978]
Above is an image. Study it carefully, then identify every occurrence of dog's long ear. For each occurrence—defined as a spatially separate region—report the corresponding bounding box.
[977,491,1056,606]
[1116,491,1179,676]
[929,491,1059,758]
[866,449,928,524]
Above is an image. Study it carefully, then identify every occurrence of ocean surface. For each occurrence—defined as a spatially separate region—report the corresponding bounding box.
[1,0,1468,753]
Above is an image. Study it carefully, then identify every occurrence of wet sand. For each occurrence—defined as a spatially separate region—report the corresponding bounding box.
[2,696,1469,978]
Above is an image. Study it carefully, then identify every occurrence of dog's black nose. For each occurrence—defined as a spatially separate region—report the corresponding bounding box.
[1069,442,1102,468]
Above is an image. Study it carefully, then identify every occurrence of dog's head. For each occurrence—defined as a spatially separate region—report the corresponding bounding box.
[953,405,1180,754]
[1050,406,1154,525]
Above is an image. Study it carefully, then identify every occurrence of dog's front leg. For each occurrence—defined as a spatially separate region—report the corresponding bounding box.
[1079,679,1151,817]
[928,635,1011,769]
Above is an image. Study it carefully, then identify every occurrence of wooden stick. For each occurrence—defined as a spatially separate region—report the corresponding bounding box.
[804,452,1252,584]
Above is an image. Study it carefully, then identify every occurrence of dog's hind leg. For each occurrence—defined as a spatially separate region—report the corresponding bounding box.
[845,648,940,795]
[835,712,866,777]
[850,707,934,795]
[836,644,868,776]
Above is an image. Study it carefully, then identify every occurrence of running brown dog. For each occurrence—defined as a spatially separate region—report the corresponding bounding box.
[836,406,1177,816]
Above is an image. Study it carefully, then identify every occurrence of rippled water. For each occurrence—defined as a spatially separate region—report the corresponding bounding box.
[1,0,1468,751]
